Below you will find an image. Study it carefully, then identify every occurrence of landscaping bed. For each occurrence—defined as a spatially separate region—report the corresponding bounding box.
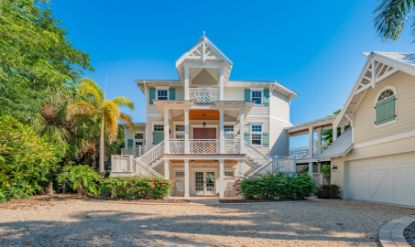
[404,221,415,247]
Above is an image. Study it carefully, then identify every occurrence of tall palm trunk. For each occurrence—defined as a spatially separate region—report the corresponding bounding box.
[99,119,105,175]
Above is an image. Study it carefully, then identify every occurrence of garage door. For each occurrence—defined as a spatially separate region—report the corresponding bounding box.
[345,152,415,207]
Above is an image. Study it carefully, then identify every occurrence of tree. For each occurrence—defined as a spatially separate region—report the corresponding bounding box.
[322,109,341,144]
[67,79,135,174]
[374,0,415,41]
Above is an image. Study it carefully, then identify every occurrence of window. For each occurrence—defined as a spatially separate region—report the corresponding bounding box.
[224,171,234,177]
[375,88,396,125]
[157,89,168,100]
[251,90,262,105]
[224,125,234,139]
[251,124,262,145]
[175,171,184,178]
[175,124,185,139]
[154,125,164,132]
[134,133,144,139]
[135,141,143,146]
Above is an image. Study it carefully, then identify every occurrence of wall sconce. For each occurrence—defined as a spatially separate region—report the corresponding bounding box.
[332,165,338,171]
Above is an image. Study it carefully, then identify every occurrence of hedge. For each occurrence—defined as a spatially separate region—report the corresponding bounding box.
[317,185,341,199]
[240,174,315,200]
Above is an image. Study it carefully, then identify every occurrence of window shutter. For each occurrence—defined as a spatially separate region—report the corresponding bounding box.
[244,132,250,144]
[152,131,164,145]
[127,139,134,148]
[262,133,269,147]
[376,96,396,125]
[169,88,176,100]
[149,88,156,105]
[263,88,270,106]
[244,89,251,102]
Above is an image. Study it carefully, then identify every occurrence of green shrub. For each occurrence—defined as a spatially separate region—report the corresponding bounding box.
[57,165,101,197]
[241,174,315,200]
[317,185,341,199]
[0,115,57,201]
[100,176,170,200]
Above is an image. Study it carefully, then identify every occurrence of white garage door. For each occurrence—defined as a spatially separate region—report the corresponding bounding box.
[345,152,415,207]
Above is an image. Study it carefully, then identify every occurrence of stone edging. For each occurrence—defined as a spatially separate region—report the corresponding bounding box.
[379,216,415,247]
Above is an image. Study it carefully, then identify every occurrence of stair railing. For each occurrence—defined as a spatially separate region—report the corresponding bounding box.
[244,144,271,166]
[134,141,165,177]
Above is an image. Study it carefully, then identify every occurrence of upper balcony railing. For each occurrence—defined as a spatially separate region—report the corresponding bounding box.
[168,139,240,154]
[189,87,219,104]
[289,144,330,160]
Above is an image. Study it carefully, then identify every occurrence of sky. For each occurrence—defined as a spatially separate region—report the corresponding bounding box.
[49,0,414,147]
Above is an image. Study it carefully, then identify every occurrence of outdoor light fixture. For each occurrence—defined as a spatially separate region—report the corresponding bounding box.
[202,113,207,127]
[332,165,338,171]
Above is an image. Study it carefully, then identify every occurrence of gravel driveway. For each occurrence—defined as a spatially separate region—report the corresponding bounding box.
[0,196,414,246]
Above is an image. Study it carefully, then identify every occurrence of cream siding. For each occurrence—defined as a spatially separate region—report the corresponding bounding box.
[354,71,415,145]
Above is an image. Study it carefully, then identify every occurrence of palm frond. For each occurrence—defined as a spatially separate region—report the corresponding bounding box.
[374,0,412,40]
[103,101,120,142]
[112,96,135,111]
[119,113,135,132]
[67,100,97,120]
[78,78,104,103]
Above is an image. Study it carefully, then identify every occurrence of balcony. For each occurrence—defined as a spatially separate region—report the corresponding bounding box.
[189,87,219,104]
[168,139,240,154]
[289,144,330,160]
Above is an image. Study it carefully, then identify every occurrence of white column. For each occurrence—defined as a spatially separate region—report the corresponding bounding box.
[308,162,313,177]
[239,159,244,178]
[219,160,225,199]
[184,65,190,101]
[184,109,189,153]
[219,109,225,154]
[239,109,245,153]
[184,160,190,198]
[308,127,314,158]
[340,125,345,135]
[164,159,169,179]
[333,125,338,142]
[164,109,169,153]
[317,127,322,154]
[219,67,224,101]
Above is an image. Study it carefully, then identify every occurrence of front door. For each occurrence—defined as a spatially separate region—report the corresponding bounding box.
[194,171,216,195]
[193,128,216,139]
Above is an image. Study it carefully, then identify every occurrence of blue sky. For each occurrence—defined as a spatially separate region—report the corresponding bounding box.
[50,0,413,147]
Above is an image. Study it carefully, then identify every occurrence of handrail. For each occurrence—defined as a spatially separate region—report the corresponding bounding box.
[135,159,162,177]
[137,141,164,166]
[244,143,271,164]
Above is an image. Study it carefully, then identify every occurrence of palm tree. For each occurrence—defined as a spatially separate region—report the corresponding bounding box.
[375,0,414,41]
[67,78,135,174]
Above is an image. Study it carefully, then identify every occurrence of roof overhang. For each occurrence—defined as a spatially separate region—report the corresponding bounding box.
[287,115,336,136]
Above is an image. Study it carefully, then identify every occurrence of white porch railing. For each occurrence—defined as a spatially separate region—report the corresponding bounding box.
[167,139,241,154]
[121,146,145,157]
[189,87,219,104]
[245,144,271,165]
[137,141,164,167]
[289,143,331,160]
[189,139,219,154]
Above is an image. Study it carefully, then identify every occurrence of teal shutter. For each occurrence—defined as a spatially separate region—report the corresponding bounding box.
[262,133,269,147]
[152,131,164,145]
[244,132,250,144]
[149,88,156,104]
[244,89,251,102]
[263,88,270,106]
[127,139,134,148]
[169,88,176,100]
[376,96,396,125]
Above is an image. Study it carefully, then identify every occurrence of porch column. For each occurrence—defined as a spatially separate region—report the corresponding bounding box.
[219,160,225,198]
[317,127,322,154]
[308,127,314,158]
[340,125,345,135]
[184,160,190,198]
[219,109,225,154]
[239,109,245,153]
[184,65,190,101]
[308,162,313,177]
[184,108,190,153]
[164,109,169,153]
[219,67,224,101]
[164,159,169,179]
[333,124,338,142]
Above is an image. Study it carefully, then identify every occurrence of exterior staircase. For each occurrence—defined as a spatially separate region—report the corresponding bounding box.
[134,141,165,177]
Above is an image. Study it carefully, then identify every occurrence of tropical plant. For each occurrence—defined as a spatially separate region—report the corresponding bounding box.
[317,185,341,199]
[67,79,135,174]
[374,0,415,41]
[0,115,57,202]
[240,174,315,200]
[57,165,101,197]
[322,109,341,144]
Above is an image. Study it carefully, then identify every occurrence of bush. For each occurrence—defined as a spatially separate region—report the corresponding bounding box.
[0,115,57,201]
[317,185,341,199]
[57,165,101,197]
[100,176,170,200]
[241,174,315,200]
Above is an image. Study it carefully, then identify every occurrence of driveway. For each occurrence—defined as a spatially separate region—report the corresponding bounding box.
[0,196,414,246]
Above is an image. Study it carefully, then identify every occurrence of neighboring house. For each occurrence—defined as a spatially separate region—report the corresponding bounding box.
[287,52,415,207]
[112,34,297,198]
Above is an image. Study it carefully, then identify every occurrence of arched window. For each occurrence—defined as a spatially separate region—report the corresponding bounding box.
[375,88,396,125]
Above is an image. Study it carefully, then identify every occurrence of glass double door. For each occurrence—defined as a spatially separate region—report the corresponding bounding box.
[194,171,216,195]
